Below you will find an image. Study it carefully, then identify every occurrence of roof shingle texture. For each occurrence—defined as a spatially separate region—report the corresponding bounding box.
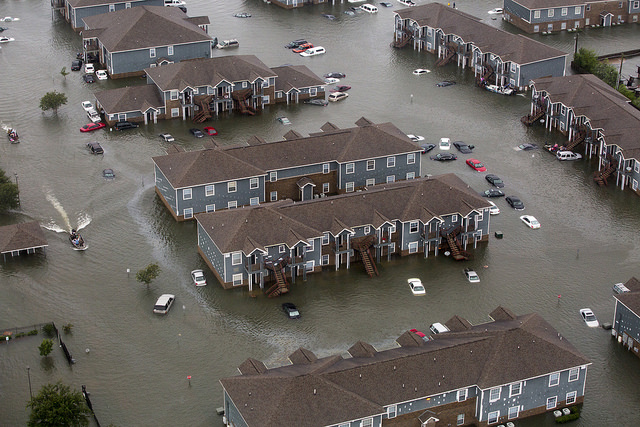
[0,222,48,254]
[614,277,640,315]
[94,85,163,115]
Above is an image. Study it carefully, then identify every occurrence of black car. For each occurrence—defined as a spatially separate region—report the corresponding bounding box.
[285,39,307,49]
[436,80,456,87]
[71,59,83,71]
[190,128,204,138]
[304,98,328,106]
[481,188,505,198]
[282,302,301,319]
[485,174,505,188]
[114,121,139,131]
[453,141,474,153]
[518,143,538,151]
[83,74,95,83]
[0,27,8,32]
[324,72,346,79]
[505,195,525,210]
[420,143,436,154]
[431,153,457,161]
[87,142,104,154]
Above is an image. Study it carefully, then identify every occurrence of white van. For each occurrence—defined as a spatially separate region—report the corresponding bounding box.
[360,4,378,13]
[153,294,175,314]
[300,46,326,57]
[216,39,239,49]
[429,323,450,335]
[164,0,186,7]
[556,150,582,161]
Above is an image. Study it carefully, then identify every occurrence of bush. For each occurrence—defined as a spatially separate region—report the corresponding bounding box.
[39,339,54,357]
[41,323,55,337]
[27,329,38,336]
[62,323,73,334]
[555,406,581,424]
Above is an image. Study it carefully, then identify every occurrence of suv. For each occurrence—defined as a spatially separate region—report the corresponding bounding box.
[87,142,104,154]
[71,59,83,71]
[114,121,139,131]
[429,323,450,335]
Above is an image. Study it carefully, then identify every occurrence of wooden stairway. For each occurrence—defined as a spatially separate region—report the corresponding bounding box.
[435,43,458,67]
[594,161,617,187]
[391,34,412,48]
[266,267,289,298]
[443,227,470,261]
[564,130,586,151]
[476,64,494,86]
[352,236,379,277]
[521,110,545,126]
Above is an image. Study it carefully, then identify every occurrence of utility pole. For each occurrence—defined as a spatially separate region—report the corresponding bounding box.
[14,172,20,207]
[27,366,32,399]
[616,54,624,89]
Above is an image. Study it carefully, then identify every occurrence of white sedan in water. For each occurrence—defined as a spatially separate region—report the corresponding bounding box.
[520,215,540,229]
[191,269,207,287]
[408,278,426,295]
[580,308,599,328]
[96,70,108,80]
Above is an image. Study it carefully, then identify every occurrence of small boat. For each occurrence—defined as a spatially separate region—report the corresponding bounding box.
[69,229,88,251]
[7,128,19,143]
[485,84,514,95]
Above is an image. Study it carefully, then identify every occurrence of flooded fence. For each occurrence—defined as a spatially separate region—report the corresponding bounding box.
[1,321,75,365]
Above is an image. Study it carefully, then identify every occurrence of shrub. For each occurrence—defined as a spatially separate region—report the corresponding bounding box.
[41,323,55,337]
[62,323,73,334]
[27,329,38,336]
[39,339,54,357]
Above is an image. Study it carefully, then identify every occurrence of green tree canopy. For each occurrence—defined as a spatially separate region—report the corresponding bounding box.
[39,91,68,114]
[136,263,161,286]
[39,338,54,357]
[573,48,600,72]
[27,381,90,427]
[0,168,19,212]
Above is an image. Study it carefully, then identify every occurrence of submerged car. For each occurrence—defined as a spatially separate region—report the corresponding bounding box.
[330,85,351,92]
[407,134,424,142]
[153,294,175,315]
[487,200,500,215]
[518,143,538,151]
[420,143,436,154]
[466,158,487,172]
[102,168,115,178]
[324,72,346,79]
[84,63,95,74]
[413,68,430,75]
[439,137,451,150]
[282,302,301,319]
[87,142,104,154]
[580,308,599,328]
[80,122,106,132]
[436,80,456,87]
[613,282,631,294]
[453,141,474,153]
[203,126,218,136]
[431,153,457,161]
[114,121,139,130]
[83,74,95,83]
[481,188,505,198]
[464,268,480,283]
[408,278,426,295]
[328,92,348,102]
[285,39,307,49]
[506,195,525,210]
[304,98,329,106]
[300,46,325,57]
[191,269,207,287]
[277,117,292,125]
[520,215,540,229]
[96,70,108,80]
[71,59,83,71]
[159,133,175,142]
[556,150,583,161]
[292,42,313,53]
[485,174,504,188]
[81,101,94,112]
[189,128,204,137]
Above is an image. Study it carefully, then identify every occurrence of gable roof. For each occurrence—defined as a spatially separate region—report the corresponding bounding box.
[220,308,590,427]
[0,222,48,254]
[196,174,490,254]
[82,6,211,52]
[95,84,163,115]
[152,119,421,188]
[614,277,640,317]
[144,55,277,92]
[395,3,567,65]
[272,65,326,92]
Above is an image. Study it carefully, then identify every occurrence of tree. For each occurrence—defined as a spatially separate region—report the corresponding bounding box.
[60,67,69,79]
[136,263,161,286]
[39,339,54,357]
[573,48,599,73]
[0,168,19,212]
[39,91,68,114]
[27,381,90,427]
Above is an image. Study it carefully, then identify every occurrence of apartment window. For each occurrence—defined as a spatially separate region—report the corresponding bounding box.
[367,159,375,171]
[387,156,395,168]
[232,252,242,265]
[362,418,373,427]
[635,1,639,8]
[232,273,243,286]
[279,245,286,253]
[270,171,277,182]
[366,178,375,187]
[183,208,193,219]
[561,105,566,115]
[242,82,248,88]
[488,411,499,424]
[228,181,237,193]
[389,242,396,253]
[250,197,259,206]
[406,172,415,180]
[150,47,156,58]
[250,178,259,189]
[322,254,329,265]
[168,45,174,56]
[323,163,330,174]
[205,185,214,196]
[508,406,519,420]
[309,87,317,96]
[322,183,329,193]
[322,232,330,245]
[568,368,579,382]
[170,91,178,100]
[456,414,464,426]
[534,10,541,18]
[548,9,554,17]
[206,204,215,213]
[183,188,192,200]
[510,382,522,397]
[562,7,567,16]
[511,63,516,73]
[407,152,416,164]
[457,389,467,402]
[307,239,315,252]
[109,4,115,12]
[270,191,278,201]
[277,92,283,98]
[534,25,540,32]
[547,23,553,31]
[575,6,581,14]
[489,387,501,402]
[619,1,623,8]
[566,391,577,405]
[228,201,237,209]
[386,175,395,183]
[346,163,355,174]
[546,396,557,410]
[346,182,355,193]
[363,226,371,235]
[125,2,131,8]
[635,160,640,173]
[409,221,419,233]
[561,22,567,30]
[549,372,560,387]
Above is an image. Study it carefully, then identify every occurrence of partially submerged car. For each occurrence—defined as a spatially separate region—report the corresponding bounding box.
[282,302,301,319]
[580,308,599,328]
[520,215,540,229]
[464,268,480,283]
[485,174,504,188]
[431,153,457,161]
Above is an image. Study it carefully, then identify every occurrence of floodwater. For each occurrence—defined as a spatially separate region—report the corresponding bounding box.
[1,0,640,425]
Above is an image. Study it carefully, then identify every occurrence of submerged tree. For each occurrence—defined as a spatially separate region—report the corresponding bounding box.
[27,381,90,427]
[136,263,161,287]
[39,339,54,357]
[39,91,68,114]
[60,67,69,79]
[0,168,19,212]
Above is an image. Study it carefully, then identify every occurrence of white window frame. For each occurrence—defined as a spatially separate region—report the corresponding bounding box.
[387,405,397,419]
[635,160,640,173]
[168,45,174,56]
[366,178,375,187]
[635,1,639,8]
[232,273,243,286]
[250,178,259,189]
[457,388,467,402]
[322,254,329,265]
[270,171,277,182]
[323,163,330,174]
[406,172,416,180]
[308,239,314,252]
[346,163,355,174]
[310,88,317,96]
[171,108,179,117]
[250,197,259,206]
[549,372,560,387]
[407,152,416,164]
[386,175,395,183]
[262,95,270,104]
[488,411,499,424]
[489,387,501,402]
[456,414,464,426]
[125,2,131,8]
[232,252,242,265]
[363,226,370,235]
[534,25,540,32]
[546,396,557,409]
[170,90,178,100]
[508,406,519,420]
[323,183,329,193]
[228,201,237,209]
[322,232,330,245]
[509,382,522,397]
[548,9,554,17]
[183,188,192,200]
[575,6,581,14]
[183,208,193,219]
[367,159,375,171]
[228,181,237,193]
[568,368,579,382]
[205,185,214,196]
[109,4,115,12]
[566,391,577,405]
[562,7,567,16]
[206,204,215,213]
[262,80,269,88]
[511,63,516,73]
[346,182,355,193]
[242,82,248,88]
[387,156,395,168]
[279,245,286,253]
[534,10,541,19]
[150,47,156,58]
[409,221,419,233]
[362,418,373,427]
[305,260,315,272]
[270,191,278,201]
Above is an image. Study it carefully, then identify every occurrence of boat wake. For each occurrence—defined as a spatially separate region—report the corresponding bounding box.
[43,191,91,233]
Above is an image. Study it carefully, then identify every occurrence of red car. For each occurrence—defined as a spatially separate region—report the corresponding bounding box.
[466,158,486,172]
[203,126,218,136]
[292,43,313,53]
[330,85,351,93]
[80,122,106,132]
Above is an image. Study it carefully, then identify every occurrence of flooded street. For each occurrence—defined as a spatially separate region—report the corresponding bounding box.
[1,0,640,425]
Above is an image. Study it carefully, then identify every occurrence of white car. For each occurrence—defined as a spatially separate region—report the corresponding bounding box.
[191,269,207,287]
[488,8,504,14]
[324,77,340,85]
[408,278,426,295]
[164,0,186,6]
[487,200,500,215]
[407,134,424,142]
[412,69,430,75]
[580,308,599,328]
[159,133,175,142]
[84,63,95,74]
[464,268,480,283]
[153,294,175,314]
[0,37,15,43]
[328,92,348,102]
[300,46,325,57]
[87,108,101,123]
[520,215,540,229]
[439,137,451,150]
[81,101,94,113]
[556,150,583,161]
[96,70,108,80]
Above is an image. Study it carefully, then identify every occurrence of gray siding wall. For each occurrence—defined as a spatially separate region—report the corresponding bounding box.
[223,391,248,427]
[74,0,164,29]
[198,222,225,278]
[505,0,532,21]
[631,1,640,13]
[520,57,566,87]
[614,301,640,341]
[110,40,211,75]
[340,154,420,189]
[154,165,177,214]
[395,388,471,417]
[530,5,584,24]
[273,162,323,180]
[177,177,264,216]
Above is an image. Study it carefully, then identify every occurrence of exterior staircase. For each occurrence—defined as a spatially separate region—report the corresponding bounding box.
[192,96,213,123]
[232,89,256,115]
[391,34,412,48]
[435,42,458,67]
[352,236,379,277]
[521,109,545,126]
[564,129,586,151]
[594,157,617,187]
[442,226,470,261]
[476,64,494,86]
[265,257,290,297]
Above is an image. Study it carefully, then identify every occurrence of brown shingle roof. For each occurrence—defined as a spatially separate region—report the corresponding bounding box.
[272,65,326,92]
[614,277,640,316]
[94,85,163,115]
[395,3,567,65]
[82,6,211,52]
[0,222,48,254]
